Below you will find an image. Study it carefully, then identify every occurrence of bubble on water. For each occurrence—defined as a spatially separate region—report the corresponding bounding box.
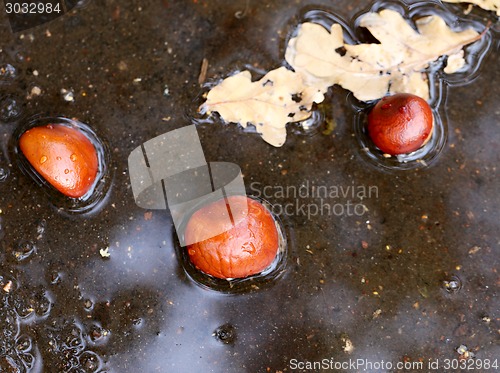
[131,317,143,327]
[79,351,103,373]
[35,218,47,240]
[443,275,462,293]
[61,88,75,102]
[83,299,94,311]
[48,271,63,285]
[86,323,109,345]
[0,275,41,372]
[0,354,23,372]
[0,63,17,81]
[11,239,37,262]
[0,308,22,369]
[0,95,22,123]
[15,335,32,353]
[13,286,52,318]
[42,318,106,371]
[15,53,25,63]
[0,167,9,182]
[213,323,237,345]
[0,307,19,342]
[20,352,35,370]
[46,319,86,355]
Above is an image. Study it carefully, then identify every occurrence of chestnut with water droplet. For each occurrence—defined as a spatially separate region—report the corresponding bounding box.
[367,93,433,156]
[185,196,279,279]
[19,124,98,198]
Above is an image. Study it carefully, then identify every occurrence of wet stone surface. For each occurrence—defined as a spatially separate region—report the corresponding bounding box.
[0,0,499,372]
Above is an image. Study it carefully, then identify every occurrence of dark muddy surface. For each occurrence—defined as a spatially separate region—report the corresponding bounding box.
[0,0,498,372]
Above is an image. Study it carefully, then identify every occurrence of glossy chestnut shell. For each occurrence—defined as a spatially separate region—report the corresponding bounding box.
[185,196,279,279]
[19,124,99,198]
[367,93,433,156]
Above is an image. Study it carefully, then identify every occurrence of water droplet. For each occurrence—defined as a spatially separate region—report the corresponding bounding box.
[64,169,70,174]
[443,275,462,293]
[381,103,392,110]
[213,324,236,345]
[70,154,78,162]
[56,156,62,161]
[40,155,48,164]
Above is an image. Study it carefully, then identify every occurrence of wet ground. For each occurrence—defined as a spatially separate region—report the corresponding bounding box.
[0,0,498,372]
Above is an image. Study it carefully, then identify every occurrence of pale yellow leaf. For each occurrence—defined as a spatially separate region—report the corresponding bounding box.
[444,50,466,74]
[443,0,500,15]
[201,67,324,147]
[201,9,483,147]
[285,9,480,101]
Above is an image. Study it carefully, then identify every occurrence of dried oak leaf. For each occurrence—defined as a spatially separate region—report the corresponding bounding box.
[443,0,500,16]
[201,9,483,147]
[285,9,481,101]
[200,67,324,147]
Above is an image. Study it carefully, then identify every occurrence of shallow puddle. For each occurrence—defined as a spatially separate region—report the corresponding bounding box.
[0,0,498,372]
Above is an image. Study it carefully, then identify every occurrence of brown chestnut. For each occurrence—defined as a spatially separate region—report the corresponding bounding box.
[185,196,279,279]
[367,93,433,156]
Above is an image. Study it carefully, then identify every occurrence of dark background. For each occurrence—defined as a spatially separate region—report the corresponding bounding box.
[0,0,498,372]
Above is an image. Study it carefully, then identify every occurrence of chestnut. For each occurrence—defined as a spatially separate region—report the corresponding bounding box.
[367,93,433,156]
[185,196,279,279]
[19,123,99,198]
